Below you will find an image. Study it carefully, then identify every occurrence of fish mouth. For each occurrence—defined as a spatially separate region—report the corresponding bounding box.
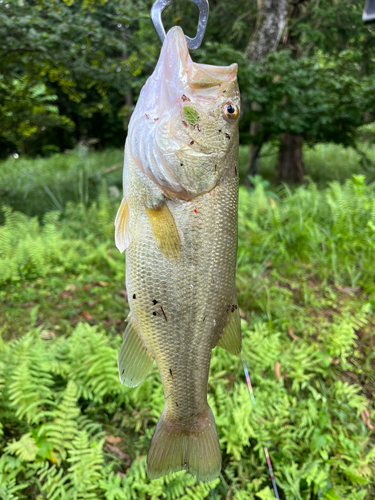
[187,61,238,89]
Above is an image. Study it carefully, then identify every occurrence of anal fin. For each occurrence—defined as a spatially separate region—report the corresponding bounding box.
[217,305,241,355]
[145,203,181,258]
[118,319,153,387]
[115,197,130,253]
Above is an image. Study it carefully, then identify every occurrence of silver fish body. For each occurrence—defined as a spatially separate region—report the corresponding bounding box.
[115,27,241,482]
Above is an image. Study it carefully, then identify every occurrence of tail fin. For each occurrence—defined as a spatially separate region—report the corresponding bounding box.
[147,406,221,482]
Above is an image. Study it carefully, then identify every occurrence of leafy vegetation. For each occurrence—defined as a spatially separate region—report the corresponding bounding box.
[1,0,375,160]
[4,141,375,223]
[1,0,375,497]
[0,147,123,219]
[1,174,374,499]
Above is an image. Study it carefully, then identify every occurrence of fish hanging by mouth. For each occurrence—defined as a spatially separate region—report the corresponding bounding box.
[115,26,241,482]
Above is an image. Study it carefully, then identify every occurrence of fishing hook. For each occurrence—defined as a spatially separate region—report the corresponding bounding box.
[151,0,209,50]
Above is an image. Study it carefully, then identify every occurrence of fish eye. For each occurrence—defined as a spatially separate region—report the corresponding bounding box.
[223,103,239,120]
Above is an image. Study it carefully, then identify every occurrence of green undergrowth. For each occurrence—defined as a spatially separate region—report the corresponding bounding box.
[0,147,123,221]
[0,175,375,499]
[1,141,375,224]
[241,143,375,186]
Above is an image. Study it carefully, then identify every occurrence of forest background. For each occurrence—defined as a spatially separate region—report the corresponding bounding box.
[1,0,375,499]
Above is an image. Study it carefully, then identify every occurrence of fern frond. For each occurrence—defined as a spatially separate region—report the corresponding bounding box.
[66,430,105,500]
[58,323,121,402]
[43,380,80,462]
[7,333,54,424]
[38,462,69,500]
[5,432,38,462]
[0,477,28,500]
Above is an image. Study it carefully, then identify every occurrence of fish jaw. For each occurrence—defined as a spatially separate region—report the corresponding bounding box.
[127,26,240,200]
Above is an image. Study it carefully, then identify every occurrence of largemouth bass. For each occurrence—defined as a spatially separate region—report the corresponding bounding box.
[115,26,241,482]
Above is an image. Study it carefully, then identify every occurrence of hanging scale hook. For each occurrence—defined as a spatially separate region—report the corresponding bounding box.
[151,0,209,50]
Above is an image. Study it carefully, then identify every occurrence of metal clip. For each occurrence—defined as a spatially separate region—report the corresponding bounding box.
[151,0,209,51]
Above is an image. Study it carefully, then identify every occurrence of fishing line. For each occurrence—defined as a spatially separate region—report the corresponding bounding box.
[241,356,280,500]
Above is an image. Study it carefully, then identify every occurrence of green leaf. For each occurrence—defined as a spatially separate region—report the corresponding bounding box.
[324,489,341,500]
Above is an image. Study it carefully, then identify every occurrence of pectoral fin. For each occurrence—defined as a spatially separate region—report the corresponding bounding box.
[217,305,241,355]
[118,319,153,387]
[115,198,131,253]
[145,203,181,258]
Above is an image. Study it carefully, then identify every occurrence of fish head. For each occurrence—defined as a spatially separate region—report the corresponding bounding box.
[129,27,240,200]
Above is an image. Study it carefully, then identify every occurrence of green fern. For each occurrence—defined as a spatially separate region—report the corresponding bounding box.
[57,323,121,403]
[38,462,69,500]
[66,430,105,500]
[0,477,28,500]
[7,333,54,424]
[43,380,80,462]
[5,432,38,462]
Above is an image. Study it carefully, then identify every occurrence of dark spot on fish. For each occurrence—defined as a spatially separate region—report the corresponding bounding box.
[225,133,231,140]
[169,368,173,379]
[214,164,217,172]
[189,140,194,146]
[145,114,149,119]
[180,163,184,166]
[231,304,238,313]
[152,312,157,316]
[154,117,159,121]
[121,369,125,374]
[182,120,188,127]
[218,129,222,133]
[161,306,168,321]
[203,316,205,322]
[133,294,136,299]
[153,299,158,305]
[223,90,227,93]
[181,94,190,102]
[176,402,179,407]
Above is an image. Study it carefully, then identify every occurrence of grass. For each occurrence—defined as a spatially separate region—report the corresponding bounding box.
[239,142,375,185]
[0,147,124,220]
[0,169,374,499]
[2,140,375,223]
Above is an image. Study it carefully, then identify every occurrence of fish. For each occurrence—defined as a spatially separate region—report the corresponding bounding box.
[115,26,241,482]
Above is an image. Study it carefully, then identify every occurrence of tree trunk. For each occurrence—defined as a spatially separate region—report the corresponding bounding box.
[246,0,289,62]
[276,2,306,182]
[245,0,289,185]
[276,133,305,182]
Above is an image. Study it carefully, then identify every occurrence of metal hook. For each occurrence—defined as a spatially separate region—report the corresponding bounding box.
[151,0,209,51]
